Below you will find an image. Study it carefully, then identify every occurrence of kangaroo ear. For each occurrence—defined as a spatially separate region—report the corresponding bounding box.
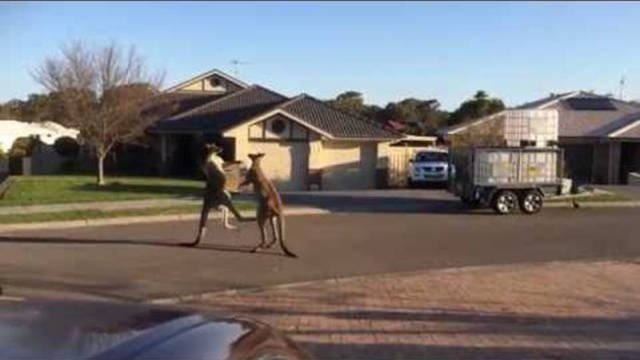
[257,153,265,158]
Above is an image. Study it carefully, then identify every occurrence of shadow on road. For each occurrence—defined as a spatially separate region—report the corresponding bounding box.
[297,342,639,360]
[280,191,488,215]
[0,236,288,257]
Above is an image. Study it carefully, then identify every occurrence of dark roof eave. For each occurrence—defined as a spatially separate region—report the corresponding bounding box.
[329,136,403,141]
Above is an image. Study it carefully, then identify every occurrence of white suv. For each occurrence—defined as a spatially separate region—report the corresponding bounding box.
[408,149,450,187]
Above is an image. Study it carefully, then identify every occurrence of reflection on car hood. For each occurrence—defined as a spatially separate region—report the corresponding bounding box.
[0,299,310,360]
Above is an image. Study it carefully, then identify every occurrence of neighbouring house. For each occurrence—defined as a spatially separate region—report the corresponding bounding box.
[443,91,640,185]
[0,119,80,175]
[0,120,79,152]
[147,69,402,190]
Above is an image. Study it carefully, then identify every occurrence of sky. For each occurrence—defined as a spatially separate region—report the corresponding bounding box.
[3,1,640,111]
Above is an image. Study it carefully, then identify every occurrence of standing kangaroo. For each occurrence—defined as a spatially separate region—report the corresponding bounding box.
[180,143,244,247]
[241,153,297,258]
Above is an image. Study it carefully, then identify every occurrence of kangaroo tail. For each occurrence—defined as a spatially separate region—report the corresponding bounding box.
[277,214,297,258]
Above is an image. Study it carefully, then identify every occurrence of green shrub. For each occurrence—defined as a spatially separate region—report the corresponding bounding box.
[53,136,80,158]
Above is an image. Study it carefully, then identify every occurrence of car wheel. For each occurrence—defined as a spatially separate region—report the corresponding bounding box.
[408,179,415,188]
[519,190,543,214]
[492,190,518,215]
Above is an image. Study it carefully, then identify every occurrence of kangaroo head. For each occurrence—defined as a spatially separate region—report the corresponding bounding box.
[204,143,223,157]
[247,153,265,164]
[241,153,266,186]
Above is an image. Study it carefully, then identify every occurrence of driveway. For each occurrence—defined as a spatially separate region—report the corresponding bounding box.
[0,189,639,301]
[280,188,460,213]
[184,259,640,360]
[597,185,640,200]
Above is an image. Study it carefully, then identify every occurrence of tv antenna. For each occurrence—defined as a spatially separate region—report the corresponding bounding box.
[230,59,251,77]
[619,71,627,100]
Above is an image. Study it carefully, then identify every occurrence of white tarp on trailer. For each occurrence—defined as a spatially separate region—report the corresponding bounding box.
[474,149,559,186]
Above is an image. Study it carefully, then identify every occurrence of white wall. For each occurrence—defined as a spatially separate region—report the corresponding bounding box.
[0,120,79,152]
[226,120,385,190]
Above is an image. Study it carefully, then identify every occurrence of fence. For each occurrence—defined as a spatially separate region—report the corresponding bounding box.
[387,146,439,187]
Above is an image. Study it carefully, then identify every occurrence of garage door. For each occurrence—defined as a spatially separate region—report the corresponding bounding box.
[561,144,593,184]
[250,142,309,191]
[321,142,378,190]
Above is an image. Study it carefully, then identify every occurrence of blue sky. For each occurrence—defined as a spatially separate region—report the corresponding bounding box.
[3,1,640,110]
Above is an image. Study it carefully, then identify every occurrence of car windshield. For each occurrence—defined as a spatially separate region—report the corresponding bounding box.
[415,152,448,162]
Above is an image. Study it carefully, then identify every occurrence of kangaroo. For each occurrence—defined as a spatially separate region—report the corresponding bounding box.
[240,153,297,258]
[180,143,245,247]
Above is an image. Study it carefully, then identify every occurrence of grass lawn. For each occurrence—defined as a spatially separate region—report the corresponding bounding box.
[0,202,255,224]
[0,175,206,207]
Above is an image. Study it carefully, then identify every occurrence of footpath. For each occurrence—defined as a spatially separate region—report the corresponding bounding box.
[181,259,640,360]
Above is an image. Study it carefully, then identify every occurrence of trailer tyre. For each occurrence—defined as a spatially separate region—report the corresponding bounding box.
[519,190,543,214]
[492,190,518,215]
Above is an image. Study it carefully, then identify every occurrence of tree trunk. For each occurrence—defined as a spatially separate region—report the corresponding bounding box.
[97,152,106,186]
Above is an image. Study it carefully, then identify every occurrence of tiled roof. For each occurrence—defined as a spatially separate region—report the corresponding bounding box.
[443,91,640,140]
[281,95,401,139]
[147,92,228,117]
[613,121,640,138]
[548,96,640,138]
[149,86,288,133]
[150,87,401,140]
[515,91,576,110]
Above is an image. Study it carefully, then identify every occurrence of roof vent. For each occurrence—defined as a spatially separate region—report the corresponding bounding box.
[208,77,222,87]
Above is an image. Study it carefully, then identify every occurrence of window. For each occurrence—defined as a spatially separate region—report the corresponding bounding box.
[415,152,448,162]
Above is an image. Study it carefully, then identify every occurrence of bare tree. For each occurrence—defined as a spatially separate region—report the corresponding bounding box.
[448,114,506,148]
[33,41,168,185]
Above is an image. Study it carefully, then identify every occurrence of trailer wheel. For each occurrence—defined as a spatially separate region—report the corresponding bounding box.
[519,190,543,214]
[492,190,518,215]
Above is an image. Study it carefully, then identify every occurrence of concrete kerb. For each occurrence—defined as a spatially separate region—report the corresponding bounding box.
[0,207,331,233]
[2,200,640,232]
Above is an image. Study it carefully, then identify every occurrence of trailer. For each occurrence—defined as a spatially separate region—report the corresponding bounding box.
[449,147,563,215]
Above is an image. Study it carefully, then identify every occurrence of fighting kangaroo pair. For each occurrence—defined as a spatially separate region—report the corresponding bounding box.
[180,144,296,258]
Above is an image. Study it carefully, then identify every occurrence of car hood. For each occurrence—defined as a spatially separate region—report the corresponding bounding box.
[412,161,449,167]
[0,299,310,360]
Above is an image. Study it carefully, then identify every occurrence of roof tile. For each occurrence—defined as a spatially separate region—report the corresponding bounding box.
[281,95,400,139]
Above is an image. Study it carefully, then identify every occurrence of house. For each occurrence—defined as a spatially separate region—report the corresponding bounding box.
[147,69,402,190]
[0,120,79,153]
[443,91,640,184]
[0,120,80,175]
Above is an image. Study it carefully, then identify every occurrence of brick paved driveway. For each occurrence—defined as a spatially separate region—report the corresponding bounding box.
[185,259,640,360]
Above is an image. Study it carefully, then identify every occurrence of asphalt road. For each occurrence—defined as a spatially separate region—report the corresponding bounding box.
[0,191,639,301]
